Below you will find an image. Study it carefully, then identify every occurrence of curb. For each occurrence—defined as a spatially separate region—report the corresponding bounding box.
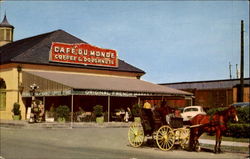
[199,139,249,147]
[0,120,131,129]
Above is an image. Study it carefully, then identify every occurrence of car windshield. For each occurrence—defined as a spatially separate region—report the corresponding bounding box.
[184,108,198,112]
[178,108,184,113]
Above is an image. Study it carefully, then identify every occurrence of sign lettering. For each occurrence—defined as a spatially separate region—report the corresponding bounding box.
[49,42,118,67]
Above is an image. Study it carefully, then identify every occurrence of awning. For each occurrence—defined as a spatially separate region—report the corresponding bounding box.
[22,70,192,97]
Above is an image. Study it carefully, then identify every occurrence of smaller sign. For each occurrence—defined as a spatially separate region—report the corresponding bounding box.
[49,42,118,67]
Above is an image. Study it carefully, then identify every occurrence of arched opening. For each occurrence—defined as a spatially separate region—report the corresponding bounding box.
[0,78,7,111]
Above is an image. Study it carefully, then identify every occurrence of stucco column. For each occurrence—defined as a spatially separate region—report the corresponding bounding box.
[71,94,74,128]
[108,96,110,122]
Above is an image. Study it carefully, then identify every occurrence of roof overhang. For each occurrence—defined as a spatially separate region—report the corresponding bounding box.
[22,70,192,98]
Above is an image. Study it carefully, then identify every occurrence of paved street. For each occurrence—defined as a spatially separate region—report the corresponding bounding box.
[0,127,248,159]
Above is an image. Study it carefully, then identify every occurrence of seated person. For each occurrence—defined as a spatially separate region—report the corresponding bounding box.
[166,109,182,125]
[174,109,181,118]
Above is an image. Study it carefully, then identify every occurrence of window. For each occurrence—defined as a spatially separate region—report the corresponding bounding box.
[0,29,4,41]
[0,78,6,111]
[6,29,11,41]
[184,108,198,112]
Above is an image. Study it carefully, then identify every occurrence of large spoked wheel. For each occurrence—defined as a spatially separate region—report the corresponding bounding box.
[128,122,145,147]
[179,128,190,149]
[156,125,175,151]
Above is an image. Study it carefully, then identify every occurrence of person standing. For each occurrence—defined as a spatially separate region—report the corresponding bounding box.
[124,110,129,122]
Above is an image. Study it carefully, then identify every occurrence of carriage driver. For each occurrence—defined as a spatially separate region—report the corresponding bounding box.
[143,100,152,109]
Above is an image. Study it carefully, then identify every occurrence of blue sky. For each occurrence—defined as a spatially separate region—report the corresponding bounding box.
[0,1,249,83]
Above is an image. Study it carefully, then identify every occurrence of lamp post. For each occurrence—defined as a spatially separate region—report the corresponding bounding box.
[30,83,39,101]
[29,84,39,123]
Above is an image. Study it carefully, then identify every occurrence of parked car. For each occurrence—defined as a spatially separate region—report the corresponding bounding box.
[230,102,250,108]
[177,107,184,113]
[181,106,206,121]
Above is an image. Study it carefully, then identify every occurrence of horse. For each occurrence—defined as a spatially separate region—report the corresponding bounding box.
[188,106,238,153]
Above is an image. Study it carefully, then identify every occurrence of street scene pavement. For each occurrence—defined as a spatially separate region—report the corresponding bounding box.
[0,121,249,159]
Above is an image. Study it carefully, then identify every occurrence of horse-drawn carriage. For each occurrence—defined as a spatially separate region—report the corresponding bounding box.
[128,107,190,151]
[128,105,239,153]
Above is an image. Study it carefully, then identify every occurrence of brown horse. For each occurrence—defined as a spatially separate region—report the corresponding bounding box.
[189,106,238,153]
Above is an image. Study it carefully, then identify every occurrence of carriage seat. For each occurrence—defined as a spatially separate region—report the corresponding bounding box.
[140,108,165,132]
[170,117,183,128]
[140,108,155,132]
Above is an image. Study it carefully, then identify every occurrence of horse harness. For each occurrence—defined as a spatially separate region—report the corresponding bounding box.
[208,115,227,132]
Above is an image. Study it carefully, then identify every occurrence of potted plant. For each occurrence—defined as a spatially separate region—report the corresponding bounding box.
[45,105,55,122]
[131,104,141,122]
[12,102,21,120]
[55,105,70,122]
[93,105,104,123]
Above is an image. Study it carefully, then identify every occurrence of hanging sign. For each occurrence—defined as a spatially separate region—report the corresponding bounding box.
[49,42,118,67]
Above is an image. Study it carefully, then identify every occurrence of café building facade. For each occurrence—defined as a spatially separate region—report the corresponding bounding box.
[0,15,192,121]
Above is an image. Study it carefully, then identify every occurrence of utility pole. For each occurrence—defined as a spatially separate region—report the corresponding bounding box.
[236,64,239,79]
[239,20,244,102]
[229,62,232,79]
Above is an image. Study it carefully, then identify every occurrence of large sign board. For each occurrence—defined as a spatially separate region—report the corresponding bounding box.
[49,42,118,67]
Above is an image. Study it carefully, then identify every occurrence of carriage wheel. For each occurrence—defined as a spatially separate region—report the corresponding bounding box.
[179,128,190,149]
[156,125,175,151]
[128,122,145,147]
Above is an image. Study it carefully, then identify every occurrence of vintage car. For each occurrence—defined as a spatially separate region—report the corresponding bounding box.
[231,102,250,108]
[181,106,206,121]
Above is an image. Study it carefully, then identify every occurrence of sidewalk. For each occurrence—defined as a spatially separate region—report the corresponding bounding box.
[199,139,249,147]
[1,119,249,148]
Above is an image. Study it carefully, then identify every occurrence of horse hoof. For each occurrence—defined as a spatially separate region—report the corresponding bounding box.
[187,148,193,152]
[214,150,219,154]
[196,146,201,152]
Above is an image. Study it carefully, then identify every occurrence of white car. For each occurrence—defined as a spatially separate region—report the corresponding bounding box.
[181,106,206,121]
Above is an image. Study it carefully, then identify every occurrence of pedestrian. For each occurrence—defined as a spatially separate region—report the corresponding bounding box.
[124,111,129,122]
[38,101,44,122]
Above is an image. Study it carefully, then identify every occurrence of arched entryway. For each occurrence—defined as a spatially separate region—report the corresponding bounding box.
[0,78,6,111]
